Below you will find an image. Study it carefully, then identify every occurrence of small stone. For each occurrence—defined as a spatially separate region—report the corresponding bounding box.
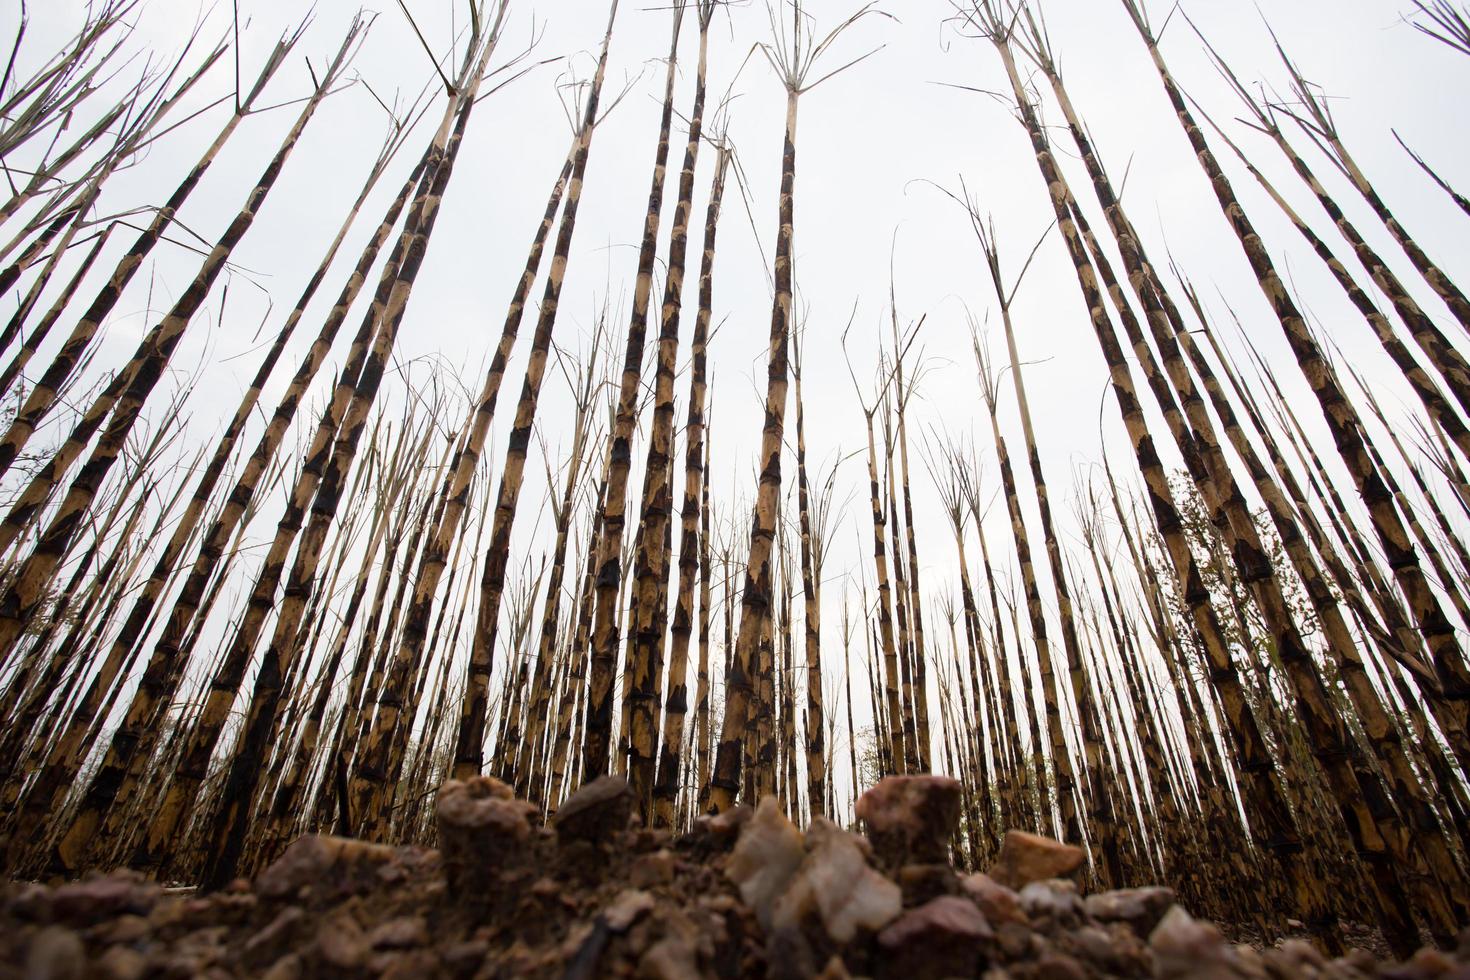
[817,956,853,980]
[559,922,607,980]
[1068,925,1118,965]
[766,923,818,980]
[1150,905,1259,979]
[7,881,52,920]
[1380,947,1458,980]
[1261,939,1326,977]
[1234,945,1270,978]
[379,949,440,980]
[855,775,963,867]
[961,873,1027,926]
[604,889,656,932]
[995,920,1034,959]
[1019,879,1083,926]
[1102,924,1153,975]
[51,875,158,924]
[987,831,1085,890]
[260,953,303,980]
[95,945,148,980]
[897,863,959,905]
[878,894,994,946]
[24,926,85,980]
[877,896,992,979]
[630,828,668,853]
[176,924,229,968]
[1084,886,1175,934]
[773,818,902,944]
[631,849,677,889]
[436,776,537,900]
[147,898,191,931]
[91,913,151,945]
[554,776,635,846]
[1033,952,1089,980]
[697,805,753,842]
[243,906,306,965]
[726,797,805,930]
[368,916,428,949]
[441,939,489,977]
[254,834,398,900]
[315,912,368,970]
[1338,948,1378,973]
[638,920,702,980]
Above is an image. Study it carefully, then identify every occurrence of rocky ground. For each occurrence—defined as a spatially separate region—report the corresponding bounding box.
[2,774,1467,979]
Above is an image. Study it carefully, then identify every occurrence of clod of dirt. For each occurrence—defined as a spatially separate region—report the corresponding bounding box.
[854,774,962,868]
[254,834,399,901]
[876,895,992,978]
[435,776,536,901]
[552,775,634,847]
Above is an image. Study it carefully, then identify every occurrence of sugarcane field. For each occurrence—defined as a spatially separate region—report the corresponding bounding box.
[3,0,1470,976]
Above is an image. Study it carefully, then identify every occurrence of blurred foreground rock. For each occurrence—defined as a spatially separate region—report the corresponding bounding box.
[1,774,1467,978]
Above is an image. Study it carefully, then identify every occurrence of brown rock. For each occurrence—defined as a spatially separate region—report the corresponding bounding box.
[766,923,818,980]
[604,889,656,933]
[435,776,537,900]
[95,945,148,980]
[554,776,635,846]
[1019,880,1084,927]
[6,882,52,920]
[896,863,958,906]
[51,874,158,924]
[1150,905,1262,979]
[254,834,398,900]
[638,918,703,980]
[260,953,303,980]
[242,906,306,966]
[995,920,1035,959]
[1379,947,1460,980]
[368,916,429,949]
[876,895,992,978]
[878,894,994,946]
[631,849,677,889]
[1083,886,1174,934]
[772,818,902,944]
[726,797,805,930]
[1096,922,1153,976]
[382,949,441,979]
[817,956,853,980]
[631,827,670,853]
[1069,924,1120,965]
[1034,952,1089,980]
[175,924,229,969]
[314,912,368,970]
[855,775,963,867]
[24,926,85,980]
[441,939,489,977]
[90,913,150,945]
[987,831,1086,889]
[696,805,752,842]
[961,873,1027,926]
[1261,938,1327,979]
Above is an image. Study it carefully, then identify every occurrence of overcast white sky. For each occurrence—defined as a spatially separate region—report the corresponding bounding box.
[5,0,1469,803]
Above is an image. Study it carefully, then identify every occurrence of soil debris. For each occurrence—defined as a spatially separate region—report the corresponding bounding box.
[2,776,1467,978]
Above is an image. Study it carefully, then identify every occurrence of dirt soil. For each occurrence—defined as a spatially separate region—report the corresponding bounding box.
[1,774,1465,979]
